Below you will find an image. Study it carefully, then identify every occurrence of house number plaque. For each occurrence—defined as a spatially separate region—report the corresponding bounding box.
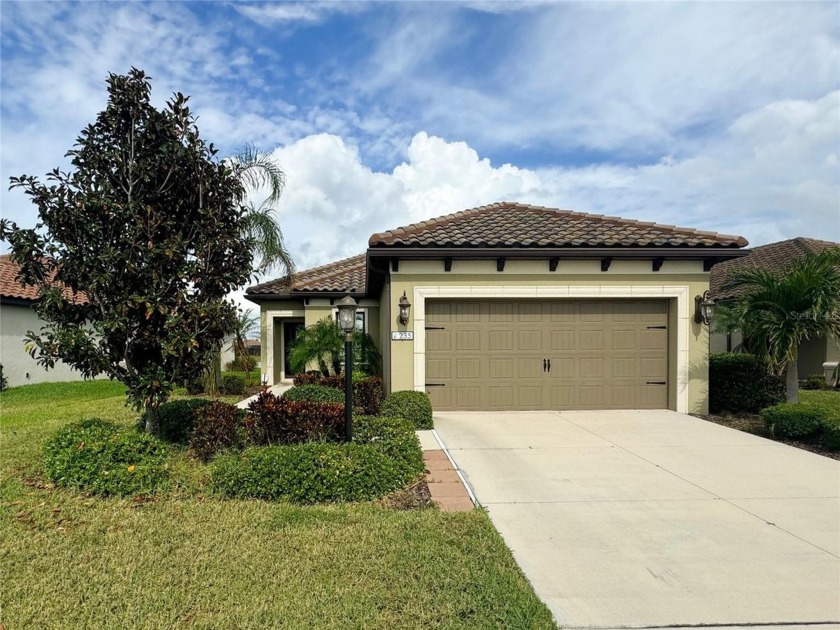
[391,331,414,341]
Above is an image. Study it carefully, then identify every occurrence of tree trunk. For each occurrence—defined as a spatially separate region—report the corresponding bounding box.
[785,354,799,404]
[144,401,160,434]
[204,349,221,396]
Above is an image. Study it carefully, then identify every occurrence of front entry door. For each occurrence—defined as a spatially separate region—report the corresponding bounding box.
[283,320,305,380]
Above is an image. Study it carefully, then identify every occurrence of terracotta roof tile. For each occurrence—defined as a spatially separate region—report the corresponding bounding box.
[710,237,840,299]
[0,254,85,303]
[368,202,748,249]
[246,254,366,296]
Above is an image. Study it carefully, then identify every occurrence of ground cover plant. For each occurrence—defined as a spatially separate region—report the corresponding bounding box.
[0,380,555,628]
[700,388,840,460]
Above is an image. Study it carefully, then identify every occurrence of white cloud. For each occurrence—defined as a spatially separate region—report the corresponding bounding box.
[235,2,366,25]
[259,90,839,285]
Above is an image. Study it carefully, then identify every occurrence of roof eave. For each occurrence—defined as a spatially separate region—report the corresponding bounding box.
[366,246,749,261]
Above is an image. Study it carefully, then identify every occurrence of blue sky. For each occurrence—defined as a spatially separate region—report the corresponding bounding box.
[2,1,839,300]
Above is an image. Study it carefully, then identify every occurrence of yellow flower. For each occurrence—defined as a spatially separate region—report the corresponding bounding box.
[127,465,136,472]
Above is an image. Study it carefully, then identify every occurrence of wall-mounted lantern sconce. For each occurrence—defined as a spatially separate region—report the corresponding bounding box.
[694,290,715,325]
[398,291,411,326]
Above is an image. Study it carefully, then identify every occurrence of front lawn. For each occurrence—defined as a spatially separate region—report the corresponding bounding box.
[0,381,555,629]
[700,389,840,460]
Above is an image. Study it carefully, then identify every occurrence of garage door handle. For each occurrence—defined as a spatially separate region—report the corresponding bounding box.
[425,383,446,387]
[646,381,666,385]
[425,326,446,331]
[547,358,551,373]
[646,326,667,330]
[543,358,547,372]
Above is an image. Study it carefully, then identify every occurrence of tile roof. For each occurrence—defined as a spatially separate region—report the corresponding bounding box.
[0,254,86,303]
[369,202,749,249]
[710,237,840,299]
[246,254,366,296]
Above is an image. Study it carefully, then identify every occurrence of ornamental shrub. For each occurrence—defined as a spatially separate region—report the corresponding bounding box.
[319,375,344,390]
[801,374,828,390]
[189,401,245,461]
[213,416,424,503]
[0,363,7,391]
[246,391,344,445]
[283,384,344,404]
[221,374,246,396]
[292,372,322,387]
[821,415,840,451]
[381,390,434,429]
[139,398,212,444]
[44,418,169,496]
[761,404,823,438]
[354,376,384,416]
[185,378,205,395]
[709,353,785,414]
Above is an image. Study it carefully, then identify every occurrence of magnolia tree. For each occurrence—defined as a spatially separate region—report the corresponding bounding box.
[1,69,286,433]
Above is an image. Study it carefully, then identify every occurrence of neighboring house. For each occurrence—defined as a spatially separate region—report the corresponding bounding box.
[0,254,86,388]
[246,202,748,414]
[709,237,840,381]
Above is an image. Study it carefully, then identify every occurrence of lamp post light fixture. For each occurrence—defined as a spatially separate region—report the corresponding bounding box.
[398,291,412,326]
[336,294,358,441]
[694,290,715,325]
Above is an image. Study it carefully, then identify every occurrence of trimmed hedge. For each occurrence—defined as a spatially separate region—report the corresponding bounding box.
[709,353,785,414]
[246,391,344,445]
[221,374,246,396]
[189,401,245,461]
[44,418,169,496]
[821,416,840,450]
[212,414,425,503]
[283,384,344,404]
[290,374,384,415]
[140,398,213,444]
[762,404,823,438]
[381,390,434,429]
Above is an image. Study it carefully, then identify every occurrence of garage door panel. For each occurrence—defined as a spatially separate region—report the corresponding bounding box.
[454,330,480,351]
[455,358,481,379]
[517,330,543,350]
[488,330,514,350]
[489,358,514,379]
[425,299,669,411]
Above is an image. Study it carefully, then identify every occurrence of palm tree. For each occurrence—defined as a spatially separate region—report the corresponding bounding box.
[203,146,294,395]
[288,317,382,377]
[288,318,343,376]
[229,309,260,385]
[720,248,840,403]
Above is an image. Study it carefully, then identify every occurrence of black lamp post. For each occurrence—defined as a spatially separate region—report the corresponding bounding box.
[336,294,358,441]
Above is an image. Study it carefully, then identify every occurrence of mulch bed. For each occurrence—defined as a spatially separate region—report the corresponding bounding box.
[693,413,840,461]
[379,478,433,510]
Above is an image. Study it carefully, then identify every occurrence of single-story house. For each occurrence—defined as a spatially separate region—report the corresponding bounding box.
[245,202,749,414]
[709,237,840,381]
[0,254,85,388]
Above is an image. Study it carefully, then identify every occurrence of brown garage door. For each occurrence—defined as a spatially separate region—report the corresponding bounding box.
[425,300,669,410]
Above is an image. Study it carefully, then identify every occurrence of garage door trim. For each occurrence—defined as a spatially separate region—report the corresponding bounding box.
[410,285,691,413]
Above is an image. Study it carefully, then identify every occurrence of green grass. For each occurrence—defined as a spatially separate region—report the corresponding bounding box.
[799,388,840,409]
[0,381,555,629]
[221,369,260,383]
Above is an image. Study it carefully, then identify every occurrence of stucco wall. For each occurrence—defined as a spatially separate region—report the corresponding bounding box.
[0,303,86,388]
[384,258,712,414]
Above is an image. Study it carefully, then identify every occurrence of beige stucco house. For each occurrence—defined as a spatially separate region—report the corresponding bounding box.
[0,254,85,387]
[245,202,749,414]
[710,237,840,382]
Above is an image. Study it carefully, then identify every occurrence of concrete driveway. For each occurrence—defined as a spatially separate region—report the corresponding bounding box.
[434,410,840,629]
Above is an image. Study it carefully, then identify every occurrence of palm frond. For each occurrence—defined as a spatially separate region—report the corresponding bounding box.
[233,144,285,204]
[245,200,295,276]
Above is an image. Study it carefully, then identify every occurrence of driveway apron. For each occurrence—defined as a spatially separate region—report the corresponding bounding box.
[434,410,840,629]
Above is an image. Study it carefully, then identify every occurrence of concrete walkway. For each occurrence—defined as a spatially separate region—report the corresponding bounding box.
[434,409,840,629]
[235,383,291,409]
